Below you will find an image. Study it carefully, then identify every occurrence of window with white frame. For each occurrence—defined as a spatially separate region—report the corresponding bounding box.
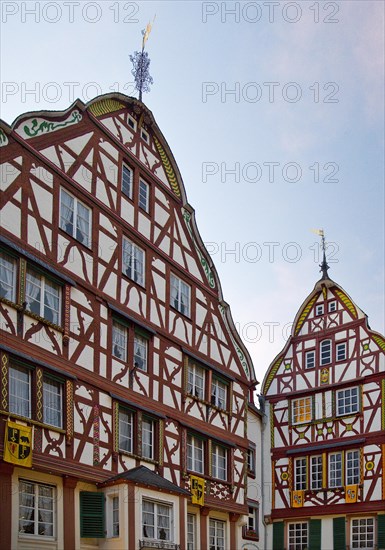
[187,361,205,399]
[112,496,119,537]
[315,304,324,316]
[122,237,145,286]
[346,450,360,485]
[134,334,148,371]
[211,444,227,481]
[142,500,172,541]
[294,457,307,490]
[337,386,359,416]
[141,129,149,143]
[288,522,308,550]
[292,397,312,425]
[9,365,31,418]
[187,434,204,474]
[329,452,342,487]
[211,377,227,409]
[112,320,127,361]
[310,455,323,490]
[336,342,347,361]
[139,179,149,212]
[209,519,225,550]
[305,350,315,369]
[142,418,154,459]
[0,250,16,301]
[248,505,259,535]
[187,513,196,550]
[43,377,63,428]
[320,339,332,365]
[247,448,256,474]
[25,268,61,325]
[122,165,133,199]
[119,409,133,453]
[60,188,91,247]
[170,274,190,317]
[351,518,374,549]
[19,480,55,537]
[328,300,337,312]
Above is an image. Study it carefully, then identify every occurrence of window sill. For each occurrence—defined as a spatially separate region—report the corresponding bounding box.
[185,393,230,415]
[242,526,259,541]
[119,450,158,465]
[0,410,65,433]
[0,297,21,309]
[24,310,64,333]
[122,272,146,290]
[59,228,92,252]
[170,305,191,321]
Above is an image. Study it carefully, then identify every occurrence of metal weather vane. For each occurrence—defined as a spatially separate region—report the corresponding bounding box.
[130,16,156,102]
[312,228,330,279]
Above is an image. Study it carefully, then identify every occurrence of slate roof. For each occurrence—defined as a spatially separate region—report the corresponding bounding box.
[102,466,190,496]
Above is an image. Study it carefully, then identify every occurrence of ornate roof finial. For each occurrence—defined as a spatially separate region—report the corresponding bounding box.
[130,16,156,102]
[318,229,330,279]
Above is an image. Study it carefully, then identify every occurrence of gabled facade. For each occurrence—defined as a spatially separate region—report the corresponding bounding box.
[0,94,260,550]
[262,272,385,550]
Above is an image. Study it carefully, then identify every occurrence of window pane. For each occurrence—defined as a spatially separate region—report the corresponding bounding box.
[76,201,90,246]
[122,238,144,286]
[10,365,30,417]
[26,269,42,316]
[288,522,308,550]
[122,165,133,198]
[0,251,16,301]
[60,189,74,235]
[112,321,127,361]
[19,480,54,537]
[43,378,62,428]
[139,180,149,212]
[170,274,190,316]
[320,339,331,365]
[329,453,342,487]
[119,410,132,452]
[142,418,154,459]
[44,279,61,325]
[134,335,147,371]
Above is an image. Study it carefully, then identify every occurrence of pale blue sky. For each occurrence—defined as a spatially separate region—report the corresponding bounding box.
[1,1,384,385]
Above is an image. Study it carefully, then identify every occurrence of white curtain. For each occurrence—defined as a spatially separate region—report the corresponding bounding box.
[25,270,41,315]
[76,202,90,246]
[44,280,60,325]
[60,190,74,234]
[0,253,15,300]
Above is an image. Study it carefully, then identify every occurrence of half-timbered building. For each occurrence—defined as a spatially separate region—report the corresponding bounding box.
[261,262,385,550]
[0,93,259,550]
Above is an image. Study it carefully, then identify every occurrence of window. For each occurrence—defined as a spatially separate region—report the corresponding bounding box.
[187,513,196,550]
[122,237,145,286]
[315,304,324,316]
[19,480,55,537]
[122,165,133,199]
[112,321,127,361]
[328,300,337,312]
[141,129,149,143]
[119,409,133,453]
[247,505,259,538]
[139,179,149,213]
[294,458,307,490]
[310,455,323,490]
[337,387,359,416]
[288,522,308,550]
[60,188,91,247]
[292,397,312,424]
[134,334,147,371]
[336,342,347,361]
[211,378,227,409]
[305,350,315,369]
[247,448,256,474]
[0,250,16,301]
[170,274,190,317]
[187,434,204,474]
[329,452,342,487]
[9,365,31,418]
[43,378,63,428]
[128,115,136,130]
[112,496,119,537]
[351,518,374,549]
[25,268,61,325]
[346,450,360,485]
[212,444,227,481]
[320,339,332,365]
[142,500,172,541]
[187,361,205,399]
[142,418,154,459]
[209,519,225,550]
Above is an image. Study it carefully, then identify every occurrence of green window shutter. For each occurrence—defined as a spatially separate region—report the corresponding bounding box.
[378,515,385,550]
[333,517,346,550]
[273,521,284,550]
[80,491,105,538]
[309,519,321,550]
